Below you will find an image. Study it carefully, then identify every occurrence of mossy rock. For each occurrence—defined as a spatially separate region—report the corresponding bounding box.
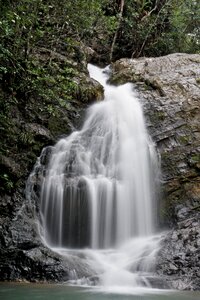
[48,115,72,138]
[109,70,141,86]
[189,153,200,169]
[77,80,104,103]
[196,78,200,84]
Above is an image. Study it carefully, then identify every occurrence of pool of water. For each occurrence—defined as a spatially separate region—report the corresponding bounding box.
[0,283,199,300]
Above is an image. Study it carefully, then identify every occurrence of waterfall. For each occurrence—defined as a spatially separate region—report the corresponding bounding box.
[30,64,163,293]
[40,64,158,250]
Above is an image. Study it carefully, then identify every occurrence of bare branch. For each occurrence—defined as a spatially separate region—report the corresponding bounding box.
[110,0,125,62]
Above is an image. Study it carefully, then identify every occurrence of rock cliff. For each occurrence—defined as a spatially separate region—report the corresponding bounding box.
[111,53,200,290]
[0,53,199,289]
[0,48,103,282]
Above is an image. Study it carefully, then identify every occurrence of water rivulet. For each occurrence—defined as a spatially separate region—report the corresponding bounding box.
[30,64,163,292]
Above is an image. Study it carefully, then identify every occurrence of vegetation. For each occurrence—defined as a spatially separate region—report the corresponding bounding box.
[107,0,200,59]
[0,1,199,92]
[0,0,199,194]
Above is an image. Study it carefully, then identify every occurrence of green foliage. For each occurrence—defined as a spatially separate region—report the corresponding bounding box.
[19,132,35,146]
[0,173,14,193]
[167,0,200,54]
[0,0,199,70]
[107,0,200,59]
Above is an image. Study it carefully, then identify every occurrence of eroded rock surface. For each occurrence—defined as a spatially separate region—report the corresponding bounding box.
[157,205,200,290]
[111,53,200,223]
[111,53,200,290]
[0,53,200,287]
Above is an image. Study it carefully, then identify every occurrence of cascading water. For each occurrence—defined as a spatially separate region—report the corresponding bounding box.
[31,64,163,293]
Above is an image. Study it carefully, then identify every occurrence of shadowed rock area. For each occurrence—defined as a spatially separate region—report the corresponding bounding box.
[0,48,103,282]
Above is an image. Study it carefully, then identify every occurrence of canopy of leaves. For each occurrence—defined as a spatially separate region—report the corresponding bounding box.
[111,0,200,59]
[0,0,199,75]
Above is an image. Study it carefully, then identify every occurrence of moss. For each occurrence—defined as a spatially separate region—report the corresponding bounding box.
[190,154,200,162]
[144,79,165,96]
[18,132,35,147]
[143,83,153,91]
[160,185,188,226]
[196,78,200,84]
[178,135,190,145]
[108,76,125,85]
[189,154,200,169]
[155,111,165,121]
[109,70,141,85]
[78,83,104,103]
[150,110,166,123]
[48,115,71,137]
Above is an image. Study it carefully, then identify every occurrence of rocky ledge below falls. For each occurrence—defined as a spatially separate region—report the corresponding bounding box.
[0,53,200,289]
[157,205,200,290]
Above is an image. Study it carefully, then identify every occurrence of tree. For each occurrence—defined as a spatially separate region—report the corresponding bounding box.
[110,0,125,62]
[97,0,199,60]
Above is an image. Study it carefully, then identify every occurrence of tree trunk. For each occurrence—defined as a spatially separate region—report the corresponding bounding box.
[109,0,125,62]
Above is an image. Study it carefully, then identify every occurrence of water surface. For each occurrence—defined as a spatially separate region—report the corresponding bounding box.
[0,283,199,300]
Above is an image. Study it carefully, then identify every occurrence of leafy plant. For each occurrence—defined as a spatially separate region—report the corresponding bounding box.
[0,173,14,192]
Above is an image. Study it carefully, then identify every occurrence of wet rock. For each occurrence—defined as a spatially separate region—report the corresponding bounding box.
[0,196,95,282]
[24,123,53,143]
[176,205,191,221]
[156,208,200,290]
[0,155,22,179]
[0,247,69,282]
[145,276,171,289]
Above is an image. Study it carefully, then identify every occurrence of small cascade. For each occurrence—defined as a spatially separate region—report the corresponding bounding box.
[28,63,163,293]
[64,234,163,293]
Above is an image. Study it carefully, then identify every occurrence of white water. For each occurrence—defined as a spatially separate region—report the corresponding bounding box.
[37,64,162,293]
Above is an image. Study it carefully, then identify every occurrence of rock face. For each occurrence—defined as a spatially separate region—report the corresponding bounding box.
[111,53,200,290]
[157,205,200,290]
[0,48,103,282]
[111,53,200,224]
[0,53,199,287]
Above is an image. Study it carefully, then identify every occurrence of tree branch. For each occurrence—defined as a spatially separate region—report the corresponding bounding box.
[109,0,125,62]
